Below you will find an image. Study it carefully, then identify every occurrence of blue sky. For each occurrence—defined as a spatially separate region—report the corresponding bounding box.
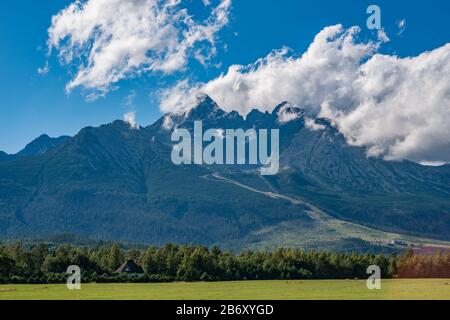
[0,0,449,153]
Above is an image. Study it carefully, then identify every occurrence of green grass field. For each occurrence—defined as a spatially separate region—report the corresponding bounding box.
[1,280,449,300]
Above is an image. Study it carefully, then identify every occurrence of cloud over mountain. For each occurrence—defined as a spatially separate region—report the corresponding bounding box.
[164,25,450,164]
[47,0,231,99]
[47,1,450,166]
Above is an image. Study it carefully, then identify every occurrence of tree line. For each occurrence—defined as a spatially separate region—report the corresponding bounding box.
[0,243,449,284]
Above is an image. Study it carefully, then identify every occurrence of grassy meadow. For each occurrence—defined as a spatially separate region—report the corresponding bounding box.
[1,279,449,300]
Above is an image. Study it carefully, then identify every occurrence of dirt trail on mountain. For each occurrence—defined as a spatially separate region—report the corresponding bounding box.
[202,172,328,220]
[201,172,450,248]
[204,172,301,204]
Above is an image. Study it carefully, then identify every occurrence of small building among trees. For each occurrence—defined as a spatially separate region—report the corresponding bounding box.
[114,259,144,274]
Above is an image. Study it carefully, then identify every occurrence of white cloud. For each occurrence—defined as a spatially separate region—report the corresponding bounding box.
[324,44,450,164]
[124,111,139,129]
[304,117,326,131]
[397,19,407,35]
[37,61,50,75]
[163,25,378,114]
[377,29,390,43]
[420,161,446,167]
[161,25,450,164]
[47,0,231,99]
[162,115,175,130]
[122,90,136,107]
[277,103,303,124]
[159,79,204,114]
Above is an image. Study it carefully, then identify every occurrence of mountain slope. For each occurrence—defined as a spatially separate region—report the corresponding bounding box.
[0,151,8,161]
[0,120,310,246]
[0,96,449,250]
[225,105,450,239]
[0,134,70,162]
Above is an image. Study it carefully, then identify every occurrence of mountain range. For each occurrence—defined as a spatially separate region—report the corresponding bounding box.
[1,95,450,251]
[0,134,70,162]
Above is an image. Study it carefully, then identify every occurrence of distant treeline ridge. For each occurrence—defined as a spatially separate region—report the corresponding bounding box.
[1,243,449,284]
